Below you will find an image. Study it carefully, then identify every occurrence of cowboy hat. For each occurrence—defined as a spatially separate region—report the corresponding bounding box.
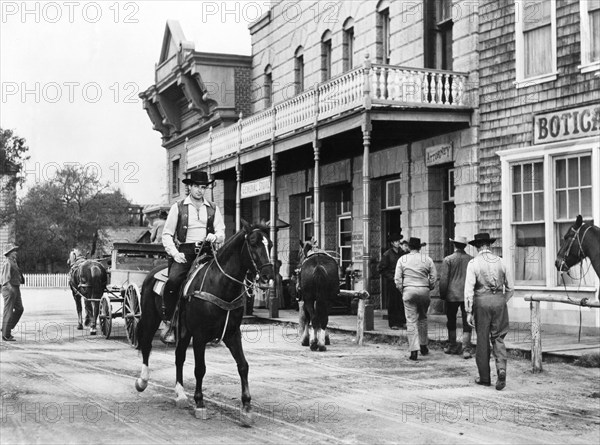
[468,233,496,247]
[407,237,426,249]
[389,233,402,242]
[182,171,214,186]
[449,236,468,247]
[3,243,19,256]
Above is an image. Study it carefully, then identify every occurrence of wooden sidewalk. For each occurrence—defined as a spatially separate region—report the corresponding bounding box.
[252,308,600,360]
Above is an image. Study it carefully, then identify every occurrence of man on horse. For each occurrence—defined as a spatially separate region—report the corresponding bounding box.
[161,170,225,344]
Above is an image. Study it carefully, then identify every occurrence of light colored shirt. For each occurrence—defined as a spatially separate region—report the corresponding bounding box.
[150,219,166,244]
[162,196,225,257]
[464,249,514,312]
[394,251,437,292]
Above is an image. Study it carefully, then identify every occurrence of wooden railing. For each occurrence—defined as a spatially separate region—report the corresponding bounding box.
[23,273,70,288]
[187,62,470,169]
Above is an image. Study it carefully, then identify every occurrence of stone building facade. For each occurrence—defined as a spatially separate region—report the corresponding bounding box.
[141,1,599,329]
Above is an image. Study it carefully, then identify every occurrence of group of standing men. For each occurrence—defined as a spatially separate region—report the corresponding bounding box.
[379,232,514,391]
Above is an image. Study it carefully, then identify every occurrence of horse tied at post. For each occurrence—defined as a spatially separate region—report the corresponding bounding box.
[133,221,274,425]
[68,249,108,335]
[556,215,600,282]
[297,241,340,351]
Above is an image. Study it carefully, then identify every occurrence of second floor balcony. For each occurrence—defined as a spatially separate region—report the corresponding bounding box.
[187,60,473,171]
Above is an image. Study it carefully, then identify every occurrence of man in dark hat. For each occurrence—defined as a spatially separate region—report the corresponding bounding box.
[378,233,407,329]
[464,233,514,390]
[161,171,225,343]
[1,243,25,341]
[395,237,437,360]
[439,236,473,357]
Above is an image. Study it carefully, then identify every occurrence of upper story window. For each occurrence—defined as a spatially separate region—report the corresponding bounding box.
[343,18,355,71]
[321,30,332,82]
[424,0,453,70]
[171,158,180,196]
[579,0,600,73]
[385,179,401,209]
[264,65,273,108]
[514,0,557,87]
[294,46,304,94]
[376,1,391,64]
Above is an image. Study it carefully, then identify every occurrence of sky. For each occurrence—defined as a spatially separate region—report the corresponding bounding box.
[1,0,263,205]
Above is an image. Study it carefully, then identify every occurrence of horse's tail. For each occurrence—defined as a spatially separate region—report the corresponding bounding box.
[88,261,108,298]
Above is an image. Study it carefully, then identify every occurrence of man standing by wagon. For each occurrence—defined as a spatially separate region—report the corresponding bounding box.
[161,171,226,344]
[378,234,407,329]
[464,233,514,390]
[439,236,473,358]
[1,244,24,342]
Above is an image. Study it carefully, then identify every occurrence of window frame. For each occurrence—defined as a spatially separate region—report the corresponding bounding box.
[499,140,599,291]
[385,179,401,209]
[376,2,391,65]
[171,158,180,196]
[514,0,558,88]
[579,0,600,73]
[343,18,355,71]
[294,46,304,94]
[321,31,333,82]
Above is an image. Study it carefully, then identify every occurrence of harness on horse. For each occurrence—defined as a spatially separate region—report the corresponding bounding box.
[177,229,271,344]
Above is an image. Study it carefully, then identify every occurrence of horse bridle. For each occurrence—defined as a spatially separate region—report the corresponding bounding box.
[558,224,592,276]
[210,229,273,288]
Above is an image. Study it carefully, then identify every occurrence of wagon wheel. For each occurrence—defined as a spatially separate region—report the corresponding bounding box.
[123,283,141,347]
[99,295,112,339]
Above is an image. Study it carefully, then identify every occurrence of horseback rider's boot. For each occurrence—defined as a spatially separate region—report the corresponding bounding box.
[462,332,473,359]
[160,288,176,345]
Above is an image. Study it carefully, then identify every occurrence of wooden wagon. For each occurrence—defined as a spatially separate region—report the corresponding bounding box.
[98,243,169,345]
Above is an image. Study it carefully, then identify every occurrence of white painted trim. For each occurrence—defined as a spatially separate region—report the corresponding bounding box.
[579,0,600,69]
[578,62,600,74]
[514,0,557,85]
[499,138,599,291]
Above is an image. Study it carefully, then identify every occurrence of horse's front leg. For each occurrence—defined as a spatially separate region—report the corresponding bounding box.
[73,292,83,330]
[224,329,253,426]
[173,332,193,408]
[88,299,99,335]
[190,337,207,419]
[298,301,310,347]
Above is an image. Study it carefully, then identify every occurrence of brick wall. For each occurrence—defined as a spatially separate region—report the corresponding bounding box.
[235,66,253,118]
[478,0,600,249]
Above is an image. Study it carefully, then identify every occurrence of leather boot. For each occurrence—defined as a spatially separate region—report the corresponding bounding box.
[420,345,429,356]
[409,351,418,361]
[462,332,472,359]
[444,330,457,354]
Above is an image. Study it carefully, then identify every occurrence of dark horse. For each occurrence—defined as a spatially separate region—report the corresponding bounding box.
[555,215,600,284]
[134,222,274,424]
[68,249,108,334]
[297,241,340,351]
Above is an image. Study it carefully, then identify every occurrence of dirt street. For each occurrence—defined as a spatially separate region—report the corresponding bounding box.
[1,289,599,444]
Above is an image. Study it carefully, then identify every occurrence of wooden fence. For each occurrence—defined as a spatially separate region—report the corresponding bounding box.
[525,294,600,373]
[22,273,70,288]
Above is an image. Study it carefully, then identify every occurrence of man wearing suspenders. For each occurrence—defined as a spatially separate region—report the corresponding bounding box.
[161,171,226,344]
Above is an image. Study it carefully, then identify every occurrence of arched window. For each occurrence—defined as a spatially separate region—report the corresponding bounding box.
[342,18,355,71]
[264,65,273,108]
[376,1,391,64]
[294,46,304,94]
[321,30,332,81]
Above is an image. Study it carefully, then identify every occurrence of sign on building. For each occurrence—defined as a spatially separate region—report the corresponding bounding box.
[240,176,271,199]
[533,104,600,145]
[425,143,453,167]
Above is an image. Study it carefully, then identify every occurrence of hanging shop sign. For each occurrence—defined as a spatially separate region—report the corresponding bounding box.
[241,176,271,199]
[534,103,600,144]
[425,143,453,167]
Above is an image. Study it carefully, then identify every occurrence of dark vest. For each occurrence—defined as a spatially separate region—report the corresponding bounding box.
[175,199,216,245]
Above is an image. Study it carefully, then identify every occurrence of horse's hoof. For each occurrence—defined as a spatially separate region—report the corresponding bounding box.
[89,329,97,336]
[239,408,254,427]
[325,336,330,346]
[194,407,207,419]
[301,339,309,347]
[310,342,318,351]
[175,396,189,409]
[135,378,148,392]
[84,318,91,327]
[318,345,327,352]
[77,324,83,330]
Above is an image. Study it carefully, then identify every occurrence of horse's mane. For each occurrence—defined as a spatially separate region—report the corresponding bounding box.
[215,223,269,262]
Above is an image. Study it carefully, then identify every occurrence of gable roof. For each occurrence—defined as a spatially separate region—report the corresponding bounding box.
[159,20,194,63]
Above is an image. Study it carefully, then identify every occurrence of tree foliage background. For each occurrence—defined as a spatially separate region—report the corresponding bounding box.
[1,128,30,226]
[16,165,133,272]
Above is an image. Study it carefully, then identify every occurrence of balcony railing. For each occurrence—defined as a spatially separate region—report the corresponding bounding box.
[187,63,469,170]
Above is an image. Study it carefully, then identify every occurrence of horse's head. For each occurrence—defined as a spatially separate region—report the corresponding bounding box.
[242,222,274,288]
[555,215,586,272]
[68,248,84,267]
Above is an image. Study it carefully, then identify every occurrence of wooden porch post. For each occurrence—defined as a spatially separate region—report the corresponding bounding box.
[362,121,372,292]
[313,137,321,245]
[235,114,242,232]
[269,146,279,317]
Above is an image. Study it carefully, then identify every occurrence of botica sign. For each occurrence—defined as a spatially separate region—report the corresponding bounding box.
[534,104,600,144]
[240,176,271,199]
[425,143,453,167]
